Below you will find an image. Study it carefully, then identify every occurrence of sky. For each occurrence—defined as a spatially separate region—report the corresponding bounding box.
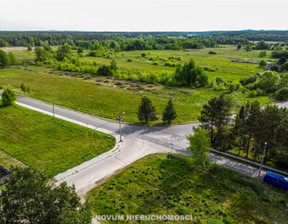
[0,0,287,31]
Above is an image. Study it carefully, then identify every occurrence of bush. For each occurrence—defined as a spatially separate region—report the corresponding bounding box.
[21,83,27,92]
[259,60,267,68]
[209,51,217,55]
[1,88,17,106]
[259,51,267,58]
[203,66,217,72]
[97,65,111,76]
[215,77,226,85]
[256,71,279,92]
[241,75,258,86]
[127,59,133,62]
[275,87,288,101]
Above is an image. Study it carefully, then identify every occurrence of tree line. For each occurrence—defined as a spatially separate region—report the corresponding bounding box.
[0,32,217,51]
[199,94,288,168]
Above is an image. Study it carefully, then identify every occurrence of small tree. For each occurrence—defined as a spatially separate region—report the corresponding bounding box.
[162,98,177,124]
[237,44,242,50]
[259,51,267,58]
[8,52,18,65]
[137,96,157,124]
[259,60,267,68]
[245,44,252,52]
[1,88,17,106]
[27,44,32,52]
[0,49,8,68]
[187,127,211,169]
[110,59,117,71]
[97,65,111,76]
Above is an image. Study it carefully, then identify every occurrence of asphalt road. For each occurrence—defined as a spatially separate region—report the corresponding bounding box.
[13,95,272,199]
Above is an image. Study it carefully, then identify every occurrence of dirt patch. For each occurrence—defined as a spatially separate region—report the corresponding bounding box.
[1,46,29,52]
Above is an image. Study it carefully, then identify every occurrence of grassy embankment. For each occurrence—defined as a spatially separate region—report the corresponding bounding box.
[0,105,115,177]
[88,154,288,224]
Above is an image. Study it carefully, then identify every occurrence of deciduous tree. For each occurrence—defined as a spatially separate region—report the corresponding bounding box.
[0,49,8,68]
[187,127,210,169]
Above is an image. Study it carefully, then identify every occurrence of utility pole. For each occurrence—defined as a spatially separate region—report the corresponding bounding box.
[52,98,55,118]
[258,142,267,179]
[118,112,125,142]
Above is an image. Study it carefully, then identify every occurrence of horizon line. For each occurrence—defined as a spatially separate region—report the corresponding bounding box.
[1,29,288,33]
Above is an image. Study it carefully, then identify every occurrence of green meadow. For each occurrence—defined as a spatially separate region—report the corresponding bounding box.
[0,105,115,176]
[0,46,273,124]
[88,154,288,224]
[0,67,268,124]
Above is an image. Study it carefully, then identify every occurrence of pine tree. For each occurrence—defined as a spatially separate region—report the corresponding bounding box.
[137,96,157,124]
[0,167,92,224]
[162,98,177,124]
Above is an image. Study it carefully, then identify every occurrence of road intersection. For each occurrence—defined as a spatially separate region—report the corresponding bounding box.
[14,95,272,199]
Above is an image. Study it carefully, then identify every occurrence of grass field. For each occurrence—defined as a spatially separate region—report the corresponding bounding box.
[0,66,269,124]
[0,105,115,177]
[85,47,268,82]
[88,154,288,224]
[0,46,274,124]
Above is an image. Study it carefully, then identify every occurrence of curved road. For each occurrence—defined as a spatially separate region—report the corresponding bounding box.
[14,95,276,199]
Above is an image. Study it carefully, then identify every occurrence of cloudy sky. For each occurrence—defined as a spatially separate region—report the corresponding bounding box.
[0,0,287,31]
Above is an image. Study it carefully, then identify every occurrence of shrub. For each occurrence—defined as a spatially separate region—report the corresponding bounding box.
[209,51,217,55]
[215,77,226,85]
[256,71,279,92]
[141,53,146,57]
[20,83,27,92]
[275,87,288,101]
[127,59,133,62]
[1,88,17,106]
[241,75,258,86]
[259,51,267,58]
[229,84,236,92]
[203,66,217,72]
[97,65,111,76]
[259,60,267,68]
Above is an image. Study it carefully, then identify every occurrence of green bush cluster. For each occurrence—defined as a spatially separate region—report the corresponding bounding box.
[241,71,288,98]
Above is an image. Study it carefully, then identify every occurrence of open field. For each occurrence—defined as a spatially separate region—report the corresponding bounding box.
[84,47,269,82]
[0,67,269,124]
[0,46,275,124]
[88,154,288,224]
[0,105,115,177]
